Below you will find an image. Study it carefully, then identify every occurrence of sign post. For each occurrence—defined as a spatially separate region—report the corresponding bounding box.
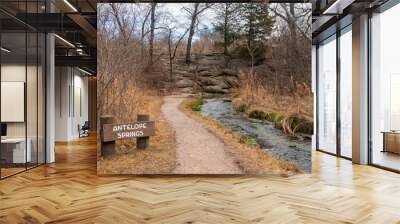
[101,114,155,152]
[100,115,116,158]
[137,114,150,149]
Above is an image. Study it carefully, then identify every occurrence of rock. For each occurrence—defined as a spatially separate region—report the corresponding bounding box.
[176,79,194,88]
[179,87,193,93]
[197,58,224,66]
[188,66,197,73]
[214,77,233,89]
[220,68,239,77]
[201,93,219,98]
[199,77,218,86]
[176,71,192,77]
[197,65,210,72]
[198,70,213,76]
[203,86,229,94]
[218,82,230,89]
[224,76,239,88]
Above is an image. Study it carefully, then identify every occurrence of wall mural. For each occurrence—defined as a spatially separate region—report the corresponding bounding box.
[97,2,312,175]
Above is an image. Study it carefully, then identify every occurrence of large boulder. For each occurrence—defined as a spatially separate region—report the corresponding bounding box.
[198,70,213,76]
[179,87,193,93]
[216,80,230,89]
[189,65,209,73]
[224,76,240,88]
[219,68,239,77]
[175,70,192,77]
[203,86,229,94]
[176,79,194,88]
[199,77,218,86]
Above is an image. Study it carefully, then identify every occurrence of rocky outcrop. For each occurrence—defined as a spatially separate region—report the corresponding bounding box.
[203,86,229,94]
[176,79,194,88]
[173,53,240,95]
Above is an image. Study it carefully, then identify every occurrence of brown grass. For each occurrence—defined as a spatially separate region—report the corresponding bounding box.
[97,96,177,174]
[234,71,313,136]
[180,98,301,175]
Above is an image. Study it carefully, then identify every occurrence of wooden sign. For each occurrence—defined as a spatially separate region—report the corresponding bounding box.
[102,121,155,142]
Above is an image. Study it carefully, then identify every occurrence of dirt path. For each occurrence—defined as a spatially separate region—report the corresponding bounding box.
[161,95,243,174]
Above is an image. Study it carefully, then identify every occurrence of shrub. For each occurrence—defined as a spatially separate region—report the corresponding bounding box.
[282,114,313,135]
[188,99,206,112]
[231,42,266,65]
[249,110,267,120]
[239,135,258,147]
[235,102,249,113]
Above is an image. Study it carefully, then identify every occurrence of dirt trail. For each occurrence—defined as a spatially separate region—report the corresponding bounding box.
[161,95,243,174]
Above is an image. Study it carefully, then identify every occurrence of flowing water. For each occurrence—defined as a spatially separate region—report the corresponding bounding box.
[201,98,311,172]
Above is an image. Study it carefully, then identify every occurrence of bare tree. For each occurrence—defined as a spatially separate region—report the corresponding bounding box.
[167,27,190,82]
[268,3,311,84]
[148,2,157,66]
[140,6,151,57]
[270,4,311,43]
[109,3,138,45]
[183,3,211,64]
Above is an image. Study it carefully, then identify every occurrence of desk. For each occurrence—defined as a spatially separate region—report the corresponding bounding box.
[382,131,400,154]
[1,138,31,164]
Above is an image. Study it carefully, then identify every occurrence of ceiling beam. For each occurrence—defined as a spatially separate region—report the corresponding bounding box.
[55,55,96,71]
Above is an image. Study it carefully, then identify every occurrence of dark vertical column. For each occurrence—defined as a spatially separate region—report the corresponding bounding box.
[315,45,319,151]
[88,77,97,133]
[100,116,115,157]
[137,114,150,149]
[0,21,2,179]
[36,0,39,167]
[336,28,341,157]
[25,1,28,170]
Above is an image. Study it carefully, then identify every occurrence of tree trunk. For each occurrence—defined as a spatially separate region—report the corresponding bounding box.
[223,4,228,55]
[167,31,173,82]
[248,17,253,50]
[140,8,151,58]
[185,3,199,64]
[148,3,156,66]
[288,4,297,53]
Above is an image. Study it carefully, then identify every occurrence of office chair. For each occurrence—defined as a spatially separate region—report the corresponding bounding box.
[79,121,90,138]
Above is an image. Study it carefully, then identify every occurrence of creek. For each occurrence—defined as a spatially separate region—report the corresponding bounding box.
[201,98,311,172]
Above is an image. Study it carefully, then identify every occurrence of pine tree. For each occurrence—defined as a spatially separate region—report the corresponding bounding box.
[213,3,241,55]
[238,3,275,49]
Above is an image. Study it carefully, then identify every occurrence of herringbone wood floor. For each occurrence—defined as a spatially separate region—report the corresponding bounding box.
[1,136,400,224]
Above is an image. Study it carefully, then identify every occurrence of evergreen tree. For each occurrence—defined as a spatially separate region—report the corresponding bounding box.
[238,3,275,49]
[213,3,241,55]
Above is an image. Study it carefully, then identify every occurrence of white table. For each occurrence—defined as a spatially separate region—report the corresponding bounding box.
[1,138,31,163]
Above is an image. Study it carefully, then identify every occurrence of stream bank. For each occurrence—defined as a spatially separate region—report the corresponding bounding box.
[201,98,311,172]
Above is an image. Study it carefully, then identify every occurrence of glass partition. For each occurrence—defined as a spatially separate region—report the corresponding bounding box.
[339,26,352,158]
[1,31,28,177]
[0,1,46,179]
[370,3,400,171]
[317,35,337,154]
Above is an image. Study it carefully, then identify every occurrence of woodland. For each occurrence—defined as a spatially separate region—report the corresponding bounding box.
[97,3,312,174]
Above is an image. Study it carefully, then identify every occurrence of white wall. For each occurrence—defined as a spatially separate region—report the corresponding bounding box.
[55,67,89,141]
[1,65,26,139]
[1,63,46,164]
[1,65,37,138]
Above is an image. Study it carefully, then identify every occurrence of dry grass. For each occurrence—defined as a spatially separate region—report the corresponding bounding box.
[180,98,301,175]
[234,71,313,136]
[97,96,177,174]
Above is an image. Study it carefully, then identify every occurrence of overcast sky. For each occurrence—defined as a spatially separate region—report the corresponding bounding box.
[160,3,217,38]
[99,3,311,40]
